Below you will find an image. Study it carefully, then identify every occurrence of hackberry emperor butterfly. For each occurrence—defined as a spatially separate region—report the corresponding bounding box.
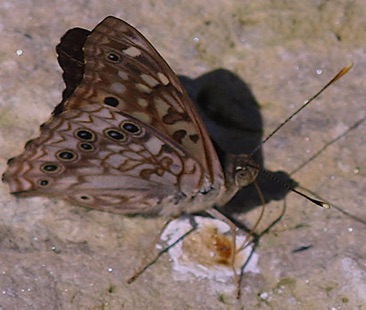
[3,17,353,301]
[2,16,259,217]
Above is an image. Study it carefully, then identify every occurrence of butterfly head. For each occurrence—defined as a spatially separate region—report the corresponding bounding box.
[225,154,259,189]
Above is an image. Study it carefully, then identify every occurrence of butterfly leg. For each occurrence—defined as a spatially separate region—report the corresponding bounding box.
[127,219,172,284]
[205,208,242,299]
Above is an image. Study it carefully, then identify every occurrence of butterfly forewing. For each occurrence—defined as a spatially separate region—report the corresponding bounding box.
[64,17,224,186]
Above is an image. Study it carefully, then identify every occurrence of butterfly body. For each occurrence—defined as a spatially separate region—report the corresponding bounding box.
[3,16,259,217]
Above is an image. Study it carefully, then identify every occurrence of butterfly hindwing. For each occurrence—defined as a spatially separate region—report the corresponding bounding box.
[5,104,220,215]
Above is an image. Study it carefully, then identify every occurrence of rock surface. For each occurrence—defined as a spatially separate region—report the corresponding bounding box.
[0,1,365,309]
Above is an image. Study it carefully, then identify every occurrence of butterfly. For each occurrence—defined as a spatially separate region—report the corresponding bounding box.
[2,16,259,217]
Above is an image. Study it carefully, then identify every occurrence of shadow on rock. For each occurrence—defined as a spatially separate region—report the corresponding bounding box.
[180,69,296,214]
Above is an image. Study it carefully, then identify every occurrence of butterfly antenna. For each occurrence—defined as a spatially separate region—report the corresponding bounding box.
[259,166,330,208]
[250,64,353,208]
[251,64,353,156]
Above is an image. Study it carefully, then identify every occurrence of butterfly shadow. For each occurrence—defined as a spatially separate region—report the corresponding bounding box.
[179,69,296,216]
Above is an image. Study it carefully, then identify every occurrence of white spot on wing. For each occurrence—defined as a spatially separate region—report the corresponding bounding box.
[154,97,170,116]
[137,98,149,108]
[110,82,126,94]
[141,74,160,88]
[118,70,128,80]
[158,72,170,85]
[135,83,152,94]
[122,46,141,57]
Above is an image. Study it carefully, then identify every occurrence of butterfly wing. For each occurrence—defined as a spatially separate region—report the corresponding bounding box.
[3,17,225,215]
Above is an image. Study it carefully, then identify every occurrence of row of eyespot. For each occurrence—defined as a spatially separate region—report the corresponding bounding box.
[36,48,135,188]
[39,120,142,176]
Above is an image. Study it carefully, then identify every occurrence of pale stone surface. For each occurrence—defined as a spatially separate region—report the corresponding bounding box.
[0,1,365,309]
